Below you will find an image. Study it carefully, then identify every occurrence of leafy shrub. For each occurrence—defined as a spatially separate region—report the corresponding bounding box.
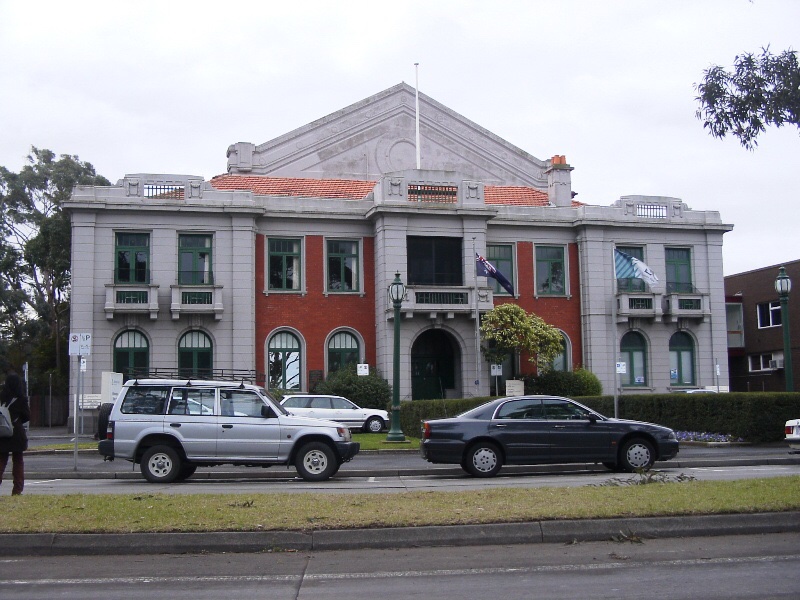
[523,367,602,397]
[315,364,392,410]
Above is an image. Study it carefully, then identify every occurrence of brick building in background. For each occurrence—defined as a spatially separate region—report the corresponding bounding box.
[725,260,800,392]
[65,83,732,413]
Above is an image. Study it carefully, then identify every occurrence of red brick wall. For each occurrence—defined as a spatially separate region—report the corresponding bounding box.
[254,235,376,386]
[500,242,582,376]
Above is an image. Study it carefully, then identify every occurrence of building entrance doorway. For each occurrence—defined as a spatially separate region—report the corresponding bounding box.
[411,329,460,400]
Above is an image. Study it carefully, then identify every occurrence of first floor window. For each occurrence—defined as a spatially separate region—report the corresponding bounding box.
[757,301,782,328]
[665,247,692,293]
[536,246,565,295]
[115,232,150,283]
[179,331,213,378]
[327,240,359,292]
[178,234,213,284]
[669,332,695,385]
[620,331,647,386]
[268,331,301,390]
[269,238,302,291]
[114,330,149,381]
[616,246,645,292]
[486,244,514,295]
[328,331,359,372]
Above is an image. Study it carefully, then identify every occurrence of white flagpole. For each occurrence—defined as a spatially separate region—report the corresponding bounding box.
[612,244,620,418]
[473,238,481,393]
[415,63,421,169]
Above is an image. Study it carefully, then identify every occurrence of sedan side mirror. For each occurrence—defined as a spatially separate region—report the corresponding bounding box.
[587,414,598,423]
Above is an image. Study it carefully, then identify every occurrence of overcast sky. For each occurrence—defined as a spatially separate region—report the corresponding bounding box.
[1,0,798,276]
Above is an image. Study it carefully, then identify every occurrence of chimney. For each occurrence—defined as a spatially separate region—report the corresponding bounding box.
[546,155,573,207]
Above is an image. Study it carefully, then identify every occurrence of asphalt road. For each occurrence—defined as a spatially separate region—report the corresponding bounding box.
[2,533,799,599]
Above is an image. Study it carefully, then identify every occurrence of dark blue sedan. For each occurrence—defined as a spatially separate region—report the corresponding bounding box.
[421,395,679,477]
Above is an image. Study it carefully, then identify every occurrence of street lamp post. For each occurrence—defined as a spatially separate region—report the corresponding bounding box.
[387,272,406,441]
[775,266,794,392]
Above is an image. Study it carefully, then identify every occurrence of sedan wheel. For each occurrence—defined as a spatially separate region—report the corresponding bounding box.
[463,442,503,477]
[620,438,655,472]
[364,416,384,433]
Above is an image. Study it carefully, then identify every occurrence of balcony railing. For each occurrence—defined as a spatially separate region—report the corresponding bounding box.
[389,286,494,318]
[105,283,160,320]
[170,284,223,320]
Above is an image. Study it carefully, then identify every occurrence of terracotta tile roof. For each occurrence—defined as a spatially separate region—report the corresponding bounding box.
[210,175,583,206]
[210,174,376,200]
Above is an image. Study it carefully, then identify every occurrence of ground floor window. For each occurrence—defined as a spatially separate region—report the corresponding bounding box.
[669,331,695,385]
[114,330,149,381]
[178,331,212,378]
[269,331,301,390]
[620,331,647,386]
[328,331,359,373]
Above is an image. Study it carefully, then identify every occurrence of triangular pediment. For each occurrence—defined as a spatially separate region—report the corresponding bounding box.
[227,83,548,188]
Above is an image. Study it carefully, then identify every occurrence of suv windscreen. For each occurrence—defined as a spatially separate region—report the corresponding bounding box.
[120,387,170,414]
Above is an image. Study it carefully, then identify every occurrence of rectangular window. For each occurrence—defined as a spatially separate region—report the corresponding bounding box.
[178,234,213,285]
[327,240,359,292]
[757,301,782,328]
[487,244,514,295]
[616,246,645,292]
[749,352,781,371]
[665,248,693,293]
[407,237,463,286]
[726,303,745,347]
[535,246,565,295]
[269,238,302,291]
[115,232,150,283]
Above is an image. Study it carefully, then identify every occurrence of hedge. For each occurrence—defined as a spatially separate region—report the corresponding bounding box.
[400,392,800,443]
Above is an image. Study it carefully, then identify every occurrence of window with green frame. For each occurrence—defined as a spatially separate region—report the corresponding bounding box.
[328,331,359,372]
[269,238,301,291]
[665,247,692,293]
[620,331,647,386]
[178,331,212,378]
[327,240,359,292]
[551,333,570,372]
[114,330,149,381]
[115,232,150,283]
[535,246,565,295]
[178,234,213,285]
[615,245,646,292]
[669,331,695,385]
[487,244,514,295]
[268,331,301,390]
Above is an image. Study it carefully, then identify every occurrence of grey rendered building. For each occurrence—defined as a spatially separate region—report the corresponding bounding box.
[65,83,733,419]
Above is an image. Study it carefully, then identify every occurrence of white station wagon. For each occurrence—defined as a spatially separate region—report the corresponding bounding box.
[785,418,800,452]
[280,395,389,433]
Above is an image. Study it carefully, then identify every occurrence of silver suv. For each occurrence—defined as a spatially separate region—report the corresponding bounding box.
[97,379,360,483]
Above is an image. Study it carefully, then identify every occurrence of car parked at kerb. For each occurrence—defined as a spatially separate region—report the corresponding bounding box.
[421,395,679,477]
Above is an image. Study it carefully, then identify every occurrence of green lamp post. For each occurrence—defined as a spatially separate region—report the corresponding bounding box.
[775,266,794,392]
[386,272,406,441]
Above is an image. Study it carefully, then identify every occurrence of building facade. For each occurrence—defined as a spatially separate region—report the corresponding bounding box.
[66,83,733,410]
[725,260,800,392]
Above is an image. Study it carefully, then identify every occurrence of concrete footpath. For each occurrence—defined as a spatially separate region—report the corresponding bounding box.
[2,428,799,556]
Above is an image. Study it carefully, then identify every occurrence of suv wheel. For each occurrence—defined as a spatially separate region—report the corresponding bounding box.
[141,445,182,483]
[363,416,384,433]
[97,403,113,440]
[295,442,337,482]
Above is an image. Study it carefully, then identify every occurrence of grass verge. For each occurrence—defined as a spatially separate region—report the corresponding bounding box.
[2,476,798,534]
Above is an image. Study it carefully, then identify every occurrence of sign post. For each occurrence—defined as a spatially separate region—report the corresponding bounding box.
[68,333,92,471]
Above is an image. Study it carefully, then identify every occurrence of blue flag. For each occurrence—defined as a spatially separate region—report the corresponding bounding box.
[614,249,659,287]
[476,253,514,295]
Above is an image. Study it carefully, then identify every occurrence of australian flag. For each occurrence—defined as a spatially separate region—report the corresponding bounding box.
[476,253,514,295]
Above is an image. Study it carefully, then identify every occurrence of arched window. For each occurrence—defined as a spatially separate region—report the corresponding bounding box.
[328,331,359,373]
[669,331,695,386]
[114,330,149,381]
[178,331,213,378]
[551,333,571,372]
[268,331,301,390]
[620,331,647,387]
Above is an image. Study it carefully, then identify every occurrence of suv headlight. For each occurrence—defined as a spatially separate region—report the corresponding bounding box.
[337,426,352,441]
